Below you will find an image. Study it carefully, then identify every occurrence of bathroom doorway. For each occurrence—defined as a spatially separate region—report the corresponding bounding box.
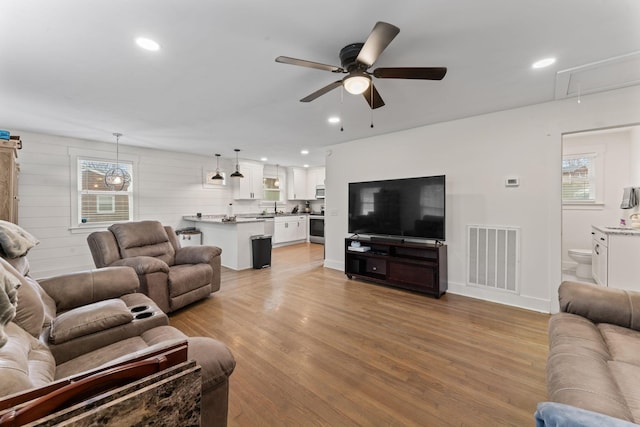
[561,124,640,283]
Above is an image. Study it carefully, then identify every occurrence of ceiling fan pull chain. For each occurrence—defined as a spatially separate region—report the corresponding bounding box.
[370,84,374,128]
[340,86,344,132]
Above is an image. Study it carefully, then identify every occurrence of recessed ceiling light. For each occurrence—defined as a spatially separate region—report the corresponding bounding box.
[136,37,160,52]
[328,116,341,124]
[260,157,268,162]
[532,57,556,69]
[300,149,309,155]
[303,164,309,168]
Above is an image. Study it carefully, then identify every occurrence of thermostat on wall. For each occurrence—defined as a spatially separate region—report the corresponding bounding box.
[505,177,519,187]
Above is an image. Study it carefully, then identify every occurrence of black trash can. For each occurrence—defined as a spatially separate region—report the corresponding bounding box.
[251,235,272,269]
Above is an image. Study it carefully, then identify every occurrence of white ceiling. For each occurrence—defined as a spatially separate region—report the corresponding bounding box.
[1,1,639,167]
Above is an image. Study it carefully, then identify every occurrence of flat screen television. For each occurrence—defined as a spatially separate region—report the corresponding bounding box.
[348,175,446,241]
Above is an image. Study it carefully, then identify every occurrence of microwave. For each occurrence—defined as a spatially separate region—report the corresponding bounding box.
[315,185,325,199]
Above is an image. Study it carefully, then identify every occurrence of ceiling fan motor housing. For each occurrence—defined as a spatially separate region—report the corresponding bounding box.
[339,43,366,71]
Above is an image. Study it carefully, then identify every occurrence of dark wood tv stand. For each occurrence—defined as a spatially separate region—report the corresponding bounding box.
[345,237,447,298]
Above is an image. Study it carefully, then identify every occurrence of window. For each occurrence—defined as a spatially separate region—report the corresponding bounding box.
[562,153,597,203]
[263,177,281,201]
[77,158,133,225]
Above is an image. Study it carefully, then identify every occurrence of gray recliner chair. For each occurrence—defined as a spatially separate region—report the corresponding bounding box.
[87,220,222,313]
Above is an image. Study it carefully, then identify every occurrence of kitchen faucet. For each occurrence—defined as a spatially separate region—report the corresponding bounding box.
[274,201,277,214]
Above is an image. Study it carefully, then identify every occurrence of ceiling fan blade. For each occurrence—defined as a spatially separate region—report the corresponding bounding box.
[356,22,400,67]
[362,84,385,109]
[276,56,344,73]
[373,67,448,80]
[300,80,343,102]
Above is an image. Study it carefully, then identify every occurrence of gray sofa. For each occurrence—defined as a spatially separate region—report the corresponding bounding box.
[544,281,640,425]
[0,255,235,426]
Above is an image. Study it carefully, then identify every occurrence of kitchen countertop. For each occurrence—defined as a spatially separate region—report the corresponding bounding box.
[183,213,308,224]
[593,225,640,236]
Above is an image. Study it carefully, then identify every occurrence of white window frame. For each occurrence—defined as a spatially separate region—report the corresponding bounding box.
[69,147,139,232]
[259,169,286,208]
[562,145,605,209]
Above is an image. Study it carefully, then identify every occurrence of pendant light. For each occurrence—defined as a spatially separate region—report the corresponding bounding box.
[274,164,280,188]
[230,148,244,178]
[104,132,131,191]
[211,153,224,182]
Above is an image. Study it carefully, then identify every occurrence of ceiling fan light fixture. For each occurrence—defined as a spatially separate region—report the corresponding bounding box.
[343,74,371,95]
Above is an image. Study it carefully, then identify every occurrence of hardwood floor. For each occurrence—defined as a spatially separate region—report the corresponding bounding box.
[170,243,550,426]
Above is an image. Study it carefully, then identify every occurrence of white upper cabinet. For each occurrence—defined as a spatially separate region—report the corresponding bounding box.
[233,161,264,200]
[287,166,325,200]
[306,167,325,198]
[287,167,308,200]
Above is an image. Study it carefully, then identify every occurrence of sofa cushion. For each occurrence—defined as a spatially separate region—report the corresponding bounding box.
[609,361,640,422]
[109,221,176,266]
[559,281,640,331]
[599,323,640,366]
[54,326,188,379]
[548,313,611,360]
[1,261,20,334]
[547,312,635,422]
[168,264,212,297]
[0,220,39,259]
[49,299,134,345]
[1,256,45,338]
[0,322,55,398]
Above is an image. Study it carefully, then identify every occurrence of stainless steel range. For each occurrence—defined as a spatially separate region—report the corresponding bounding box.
[309,214,324,244]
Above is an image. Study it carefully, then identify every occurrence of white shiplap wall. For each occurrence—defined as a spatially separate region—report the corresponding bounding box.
[16,131,240,279]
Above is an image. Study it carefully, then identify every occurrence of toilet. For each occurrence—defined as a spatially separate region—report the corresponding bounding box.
[568,248,593,279]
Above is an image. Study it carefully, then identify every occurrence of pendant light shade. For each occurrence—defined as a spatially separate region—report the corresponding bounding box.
[230,148,244,178]
[104,132,131,191]
[211,153,224,182]
[274,164,280,188]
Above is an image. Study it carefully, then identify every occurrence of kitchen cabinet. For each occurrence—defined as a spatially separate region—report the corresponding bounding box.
[287,166,325,200]
[287,167,308,200]
[592,226,640,290]
[0,137,21,224]
[233,161,264,200]
[273,215,307,245]
[306,167,325,200]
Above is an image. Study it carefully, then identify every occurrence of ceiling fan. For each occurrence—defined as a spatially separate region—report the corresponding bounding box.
[275,21,447,109]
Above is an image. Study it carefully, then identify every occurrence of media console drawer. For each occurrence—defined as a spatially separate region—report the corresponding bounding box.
[388,261,436,291]
[365,258,387,275]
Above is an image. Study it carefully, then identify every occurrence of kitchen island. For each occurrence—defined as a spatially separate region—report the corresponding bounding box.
[184,215,266,270]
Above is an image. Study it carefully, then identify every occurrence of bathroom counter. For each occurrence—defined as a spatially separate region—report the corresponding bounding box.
[592,225,640,236]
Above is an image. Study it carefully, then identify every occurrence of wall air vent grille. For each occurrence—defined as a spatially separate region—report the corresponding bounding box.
[467,225,520,293]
